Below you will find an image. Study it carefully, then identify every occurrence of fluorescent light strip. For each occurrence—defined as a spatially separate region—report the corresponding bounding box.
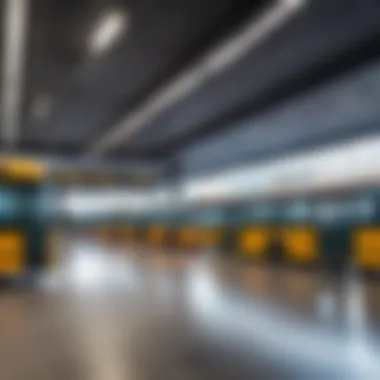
[88,9,128,56]
[89,0,307,154]
[0,0,29,146]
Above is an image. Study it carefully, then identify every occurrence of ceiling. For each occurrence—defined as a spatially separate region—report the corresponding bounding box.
[1,0,380,166]
[15,0,265,156]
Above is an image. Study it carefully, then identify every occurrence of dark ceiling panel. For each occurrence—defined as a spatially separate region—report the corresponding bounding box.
[112,0,380,155]
[22,0,108,126]
[22,0,265,148]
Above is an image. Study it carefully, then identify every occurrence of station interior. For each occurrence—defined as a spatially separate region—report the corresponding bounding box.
[1,0,380,379]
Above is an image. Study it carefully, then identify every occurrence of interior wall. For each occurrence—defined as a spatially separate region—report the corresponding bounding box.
[176,60,380,178]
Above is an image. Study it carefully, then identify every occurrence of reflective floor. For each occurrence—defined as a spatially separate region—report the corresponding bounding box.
[1,238,380,379]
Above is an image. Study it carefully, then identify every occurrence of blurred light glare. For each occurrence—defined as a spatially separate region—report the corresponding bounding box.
[63,188,161,217]
[187,263,221,316]
[183,134,380,203]
[89,9,128,55]
[69,251,105,288]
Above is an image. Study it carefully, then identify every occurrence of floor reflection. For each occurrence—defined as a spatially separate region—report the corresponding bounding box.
[1,238,380,380]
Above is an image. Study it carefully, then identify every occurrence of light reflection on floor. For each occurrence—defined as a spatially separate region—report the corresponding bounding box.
[1,238,380,380]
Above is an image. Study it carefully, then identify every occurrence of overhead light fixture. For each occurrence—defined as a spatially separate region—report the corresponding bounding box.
[88,8,129,56]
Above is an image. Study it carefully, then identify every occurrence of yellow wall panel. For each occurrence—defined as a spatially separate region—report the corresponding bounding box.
[354,228,380,270]
[199,228,220,247]
[148,226,166,246]
[124,227,135,242]
[239,227,270,259]
[0,157,46,181]
[179,227,197,247]
[281,227,318,263]
[0,231,25,276]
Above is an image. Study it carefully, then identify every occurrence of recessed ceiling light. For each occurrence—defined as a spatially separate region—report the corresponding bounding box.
[88,8,129,56]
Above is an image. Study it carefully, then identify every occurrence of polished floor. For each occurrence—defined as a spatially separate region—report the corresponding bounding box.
[1,238,380,379]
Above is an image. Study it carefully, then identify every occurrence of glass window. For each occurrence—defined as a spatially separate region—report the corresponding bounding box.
[0,187,24,220]
[314,194,376,226]
[284,199,310,222]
